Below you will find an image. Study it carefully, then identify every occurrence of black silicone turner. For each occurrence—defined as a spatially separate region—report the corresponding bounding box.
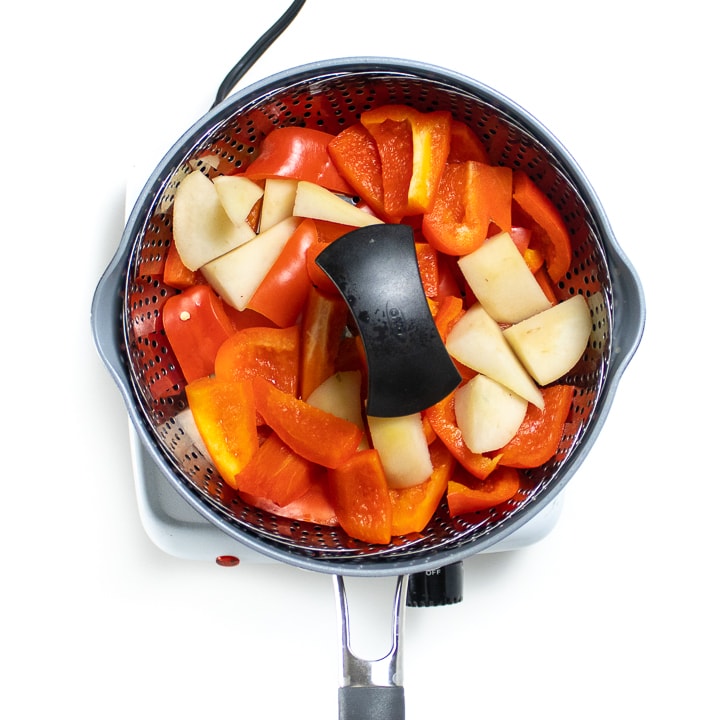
[315,224,462,417]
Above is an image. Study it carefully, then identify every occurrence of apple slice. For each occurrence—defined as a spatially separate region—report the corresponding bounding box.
[306,371,368,449]
[259,178,298,232]
[200,216,301,311]
[293,180,383,227]
[457,231,552,323]
[212,175,264,227]
[366,413,433,489]
[173,169,256,270]
[503,294,592,385]
[454,374,528,454]
[445,303,544,408]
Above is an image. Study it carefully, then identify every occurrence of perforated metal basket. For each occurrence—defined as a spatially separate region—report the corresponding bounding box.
[92,57,644,577]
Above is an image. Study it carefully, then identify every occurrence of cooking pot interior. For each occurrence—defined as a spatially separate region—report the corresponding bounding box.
[120,61,617,574]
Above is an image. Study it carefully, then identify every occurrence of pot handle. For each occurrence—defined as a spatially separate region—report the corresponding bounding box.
[334,575,407,720]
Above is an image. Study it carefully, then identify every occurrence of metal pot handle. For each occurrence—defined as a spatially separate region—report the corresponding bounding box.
[334,575,407,720]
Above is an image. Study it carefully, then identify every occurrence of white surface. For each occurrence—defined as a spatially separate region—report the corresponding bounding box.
[3,1,718,718]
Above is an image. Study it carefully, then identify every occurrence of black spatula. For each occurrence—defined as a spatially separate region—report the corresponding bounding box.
[316,224,461,417]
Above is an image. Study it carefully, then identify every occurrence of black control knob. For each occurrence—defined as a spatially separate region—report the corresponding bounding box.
[407,561,464,607]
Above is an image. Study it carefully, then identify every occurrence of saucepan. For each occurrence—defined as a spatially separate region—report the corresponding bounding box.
[91,2,645,717]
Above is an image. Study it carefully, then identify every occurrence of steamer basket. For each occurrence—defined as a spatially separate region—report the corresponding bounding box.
[92,57,644,577]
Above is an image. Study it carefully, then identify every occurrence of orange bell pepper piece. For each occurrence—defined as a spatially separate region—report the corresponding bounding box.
[512,171,572,283]
[415,242,439,298]
[185,376,258,488]
[497,384,575,468]
[328,448,392,545]
[252,377,363,469]
[432,294,465,343]
[327,123,387,220]
[446,120,489,163]
[361,105,452,217]
[162,284,236,383]
[242,477,339,526]
[233,432,320,507]
[389,442,455,536]
[300,286,348,399]
[421,161,490,255]
[446,465,521,517]
[425,390,501,480]
[214,325,300,397]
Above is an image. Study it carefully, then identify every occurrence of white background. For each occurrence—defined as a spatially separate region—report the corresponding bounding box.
[3,1,718,718]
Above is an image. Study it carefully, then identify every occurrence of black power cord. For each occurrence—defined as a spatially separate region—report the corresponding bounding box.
[211,0,307,108]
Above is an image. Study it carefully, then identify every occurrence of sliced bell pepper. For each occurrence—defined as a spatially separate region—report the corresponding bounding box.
[446,465,521,517]
[496,384,575,468]
[327,123,387,219]
[421,161,490,256]
[328,448,392,545]
[244,126,353,195]
[241,475,339,526]
[425,390,501,480]
[162,284,236,383]
[300,286,348,399]
[305,240,339,295]
[415,242,439,298]
[512,171,572,283]
[247,218,318,327]
[163,240,202,289]
[214,325,300,397]
[233,432,319,507]
[533,266,559,305]
[360,105,452,217]
[185,376,258,488]
[476,163,513,233]
[252,377,363,469]
[432,294,465,342]
[446,120,489,163]
[389,441,455,536]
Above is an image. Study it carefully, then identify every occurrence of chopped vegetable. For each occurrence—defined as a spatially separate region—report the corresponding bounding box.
[156,104,585,544]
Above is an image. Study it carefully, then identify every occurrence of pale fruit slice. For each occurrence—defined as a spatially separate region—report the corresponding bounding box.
[173,169,256,270]
[259,178,298,232]
[212,175,264,227]
[503,294,592,385]
[446,304,544,408]
[293,180,383,227]
[307,371,368,449]
[457,231,552,323]
[366,413,433,489]
[200,216,301,311]
[454,374,528,454]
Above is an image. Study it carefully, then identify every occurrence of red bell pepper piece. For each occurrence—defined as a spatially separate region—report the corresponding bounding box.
[252,377,363,469]
[234,432,320,507]
[305,240,339,295]
[185,376,258,488]
[512,171,572,283]
[360,105,452,217]
[446,465,521,517]
[327,123,388,220]
[163,241,202,289]
[497,384,575,468]
[300,286,348,399]
[162,284,236,383]
[247,218,318,327]
[244,126,353,195]
[425,390,501,480]
[421,161,490,256]
[214,325,300,397]
[389,442,455,536]
[476,163,513,233]
[328,449,392,545]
